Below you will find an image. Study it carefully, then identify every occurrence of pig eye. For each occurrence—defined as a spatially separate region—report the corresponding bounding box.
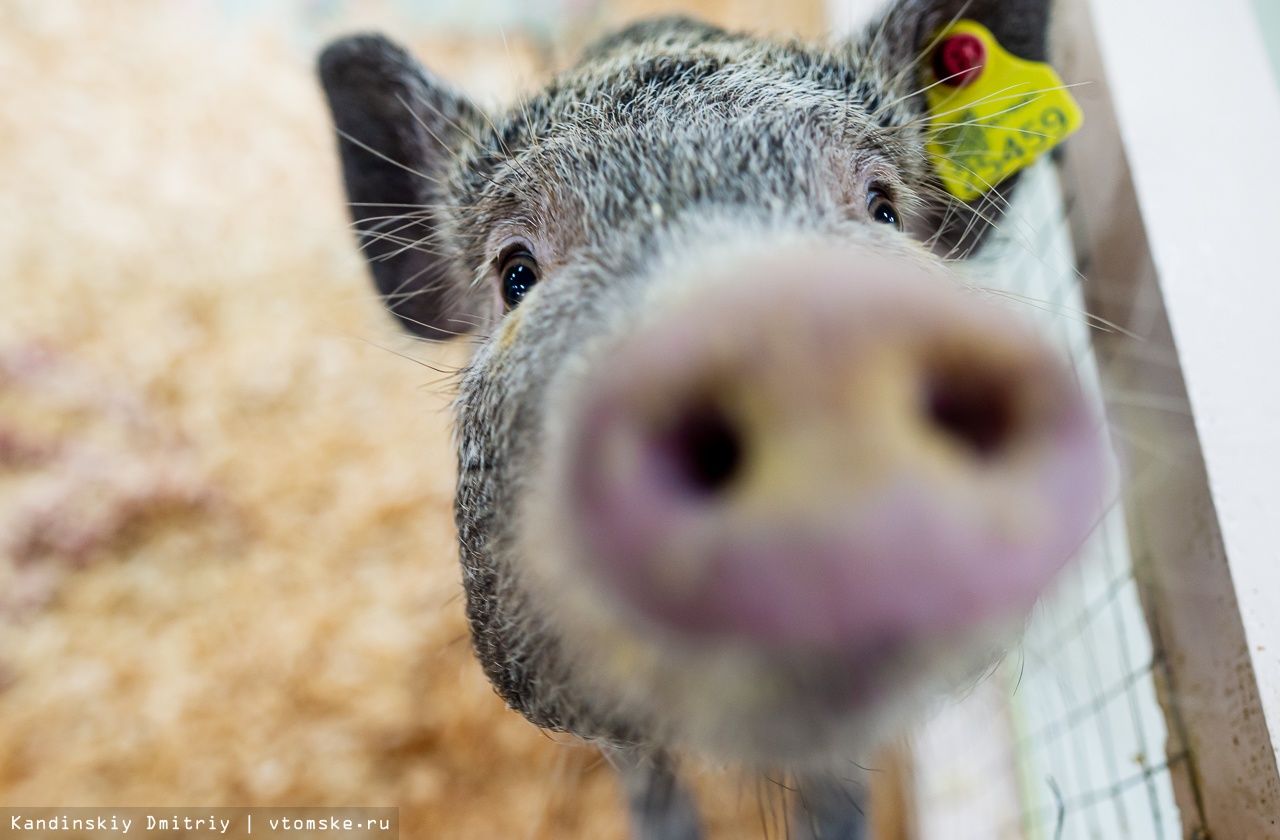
[500,248,540,310]
[867,188,902,230]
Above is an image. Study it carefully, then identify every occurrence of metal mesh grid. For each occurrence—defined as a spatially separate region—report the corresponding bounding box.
[912,160,1187,840]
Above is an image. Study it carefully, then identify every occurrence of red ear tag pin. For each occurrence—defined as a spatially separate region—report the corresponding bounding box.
[934,33,987,87]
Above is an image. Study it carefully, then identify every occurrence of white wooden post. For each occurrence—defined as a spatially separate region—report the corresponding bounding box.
[1056,0,1280,835]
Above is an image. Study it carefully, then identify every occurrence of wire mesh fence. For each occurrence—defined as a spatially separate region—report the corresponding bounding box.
[911,160,1187,840]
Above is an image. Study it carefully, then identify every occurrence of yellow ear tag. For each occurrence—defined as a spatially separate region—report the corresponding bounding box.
[923,20,1083,201]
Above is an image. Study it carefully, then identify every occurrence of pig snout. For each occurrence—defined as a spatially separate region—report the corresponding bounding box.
[560,249,1105,659]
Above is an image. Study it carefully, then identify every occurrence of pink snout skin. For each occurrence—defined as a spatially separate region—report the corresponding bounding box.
[563,252,1106,656]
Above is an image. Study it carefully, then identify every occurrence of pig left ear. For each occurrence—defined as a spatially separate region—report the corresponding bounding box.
[865,0,1055,256]
[319,34,491,339]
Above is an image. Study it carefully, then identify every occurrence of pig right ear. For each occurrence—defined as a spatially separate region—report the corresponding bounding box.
[319,34,488,339]
[864,0,1055,257]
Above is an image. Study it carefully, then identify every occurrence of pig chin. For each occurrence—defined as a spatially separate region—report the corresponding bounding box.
[518,237,1105,763]
[520,488,1026,764]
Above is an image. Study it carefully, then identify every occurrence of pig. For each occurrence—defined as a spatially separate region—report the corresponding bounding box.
[317,1,1103,836]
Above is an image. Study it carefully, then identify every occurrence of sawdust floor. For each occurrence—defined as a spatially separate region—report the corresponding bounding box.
[0,2,889,838]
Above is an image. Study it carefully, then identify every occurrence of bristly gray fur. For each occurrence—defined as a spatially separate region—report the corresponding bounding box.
[318,0,1056,776]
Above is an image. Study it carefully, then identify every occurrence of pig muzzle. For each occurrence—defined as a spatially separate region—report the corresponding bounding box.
[556,246,1105,672]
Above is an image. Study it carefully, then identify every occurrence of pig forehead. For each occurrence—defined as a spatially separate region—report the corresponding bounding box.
[462,80,925,236]
[523,119,878,221]
[452,37,932,257]
[462,113,924,257]
[483,41,918,156]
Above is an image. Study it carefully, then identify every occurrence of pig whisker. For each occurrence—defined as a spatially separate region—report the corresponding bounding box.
[921,188,972,254]
[858,0,979,108]
[985,290,1117,335]
[347,212,435,231]
[415,369,469,394]
[910,157,1072,270]
[394,93,525,201]
[998,178,1090,277]
[868,62,974,118]
[923,192,981,257]
[399,314,491,338]
[964,655,1007,703]
[347,208,453,233]
[752,778,783,840]
[862,16,987,119]
[912,81,1091,127]
[934,177,1092,295]
[340,333,462,376]
[353,216,440,252]
[1101,389,1193,417]
[345,282,491,341]
[797,784,820,840]
[754,777,773,840]
[839,756,877,774]
[393,303,489,340]
[351,225,459,268]
[762,763,793,834]
[1049,776,1068,840]
[406,81,538,189]
[360,229,448,261]
[498,26,544,158]
[346,201,455,208]
[369,245,464,315]
[1012,644,1029,696]
[373,231,455,263]
[975,287,1143,340]
[331,332,468,396]
[915,177,1015,257]
[781,784,794,840]
[931,120,1064,145]
[363,244,468,321]
[939,196,1095,305]
[403,86,478,149]
[377,284,458,318]
[771,772,797,839]
[334,127,443,187]
[344,210,455,262]
[455,87,541,188]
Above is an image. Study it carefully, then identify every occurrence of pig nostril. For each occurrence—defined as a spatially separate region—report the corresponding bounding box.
[660,404,743,495]
[925,370,1016,458]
